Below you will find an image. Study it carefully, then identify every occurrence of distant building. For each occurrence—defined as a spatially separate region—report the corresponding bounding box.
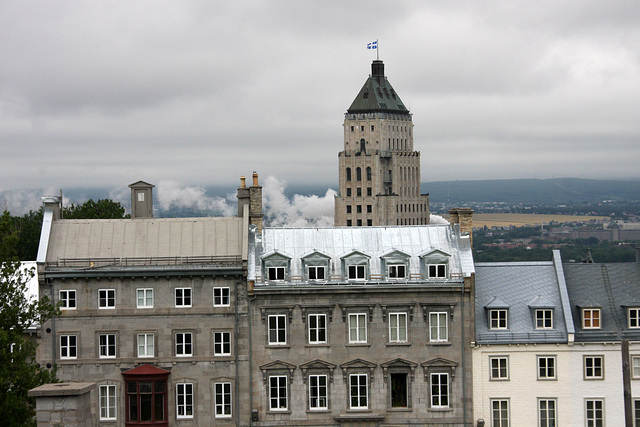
[334,60,430,227]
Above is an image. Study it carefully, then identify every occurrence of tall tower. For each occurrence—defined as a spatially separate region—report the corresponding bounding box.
[334,60,430,226]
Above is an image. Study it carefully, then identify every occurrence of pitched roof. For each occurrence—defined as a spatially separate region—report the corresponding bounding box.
[347,60,410,115]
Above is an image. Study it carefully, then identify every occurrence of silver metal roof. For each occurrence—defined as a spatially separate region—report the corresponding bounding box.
[251,224,474,282]
[45,217,245,262]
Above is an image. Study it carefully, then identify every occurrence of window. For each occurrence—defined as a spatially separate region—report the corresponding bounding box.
[99,385,117,420]
[584,356,603,379]
[309,375,328,410]
[582,308,601,329]
[346,168,352,181]
[99,334,116,358]
[357,187,362,197]
[536,309,553,329]
[490,357,508,380]
[269,376,288,411]
[390,373,408,407]
[346,205,352,214]
[125,377,167,423]
[175,332,192,357]
[430,312,448,342]
[356,205,362,213]
[389,312,407,343]
[632,356,640,378]
[430,373,449,408]
[491,399,509,427]
[137,333,154,358]
[539,399,556,427]
[349,374,368,409]
[136,288,153,308]
[630,308,640,328]
[367,219,372,226]
[366,167,372,180]
[175,288,192,307]
[268,315,287,345]
[538,356,556,380]
[215,382,232,418]
[634,400,640,427]
[308,314,327,344]
[367,204,372,213]
[367,187,372,196]
[348,265,366,280]
[585,399,603,427]
[347,188,352,197]
[357,219,362,226]
[214,331,231,355]
[347,219,352,226]
[214,287,230,306]
[388,264,406,279]
[427,264,446,279]
[348,313,367,343]
[490,310,508,329]
[176,383,193,419]
[308,266,326,281]
[356,167,362,181]
[59,290,76,310]
[99,289,115,309]
[60,335,77,359]
[268,266,285,281]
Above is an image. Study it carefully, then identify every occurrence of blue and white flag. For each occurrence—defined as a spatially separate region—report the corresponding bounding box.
[367,40,377,50]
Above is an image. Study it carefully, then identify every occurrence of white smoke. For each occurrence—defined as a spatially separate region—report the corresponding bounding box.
[262,176,337,227]
[155,181,236,217]
[429,214,450,224]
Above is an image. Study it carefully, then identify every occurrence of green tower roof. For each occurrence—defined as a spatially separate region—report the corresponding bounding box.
[347,60,410,115]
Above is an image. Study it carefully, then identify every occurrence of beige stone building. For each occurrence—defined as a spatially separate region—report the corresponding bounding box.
[334,60,430,227]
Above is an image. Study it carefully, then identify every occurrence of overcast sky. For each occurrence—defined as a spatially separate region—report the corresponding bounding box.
[2,1,640,204]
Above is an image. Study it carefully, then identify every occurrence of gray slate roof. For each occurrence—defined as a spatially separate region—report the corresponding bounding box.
[347,61,410,115]
[475,261,569,344]
[563,262,640,341]
[44,217,245,262]
[251,224,474,283]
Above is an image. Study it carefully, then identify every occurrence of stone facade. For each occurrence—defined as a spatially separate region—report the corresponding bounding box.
[334,60,430,227]
[29,383,95,427]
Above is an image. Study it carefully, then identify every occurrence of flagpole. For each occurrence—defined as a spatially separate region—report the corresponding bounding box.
[377,39,379,60]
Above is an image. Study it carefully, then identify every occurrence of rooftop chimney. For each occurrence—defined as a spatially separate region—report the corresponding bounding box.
[237,172,263,233]
[129,181,154,218]
[449,207,474,247]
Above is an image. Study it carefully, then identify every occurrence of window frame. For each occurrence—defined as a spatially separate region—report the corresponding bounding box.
[491,398,510,427]
[213,287,230,307]
[176,383,194,419]
[629,308,640,329]
[267,266,286,281]
[307,265,326,282]
[349,374,368,410]
[136,333,155,358]
[490,309,508,330]
[59,290,76,310]
[268,314,287,346]
[99,384,117,421]
[60,334,77,360]
[214,382,232,418]
[175,287,192,308]
[538,398,557,427]
[427,263,447,279]
[582,308,601,329]
[537,356,557,380]
[387,264,407,280]
[632,355,640,379]
[429,311,449,343]
[136,288,154,309]
[489,356,509,381]
[430,372,450,409]
[268,375,288,411]
[348,313,367,344]
[347,264,367,281]
[98,289,116,309]
[584,355,604,380]
[585,398,604,427]
[214,331,231,356]
[308,313,327,344]
[536,309,553,329]
[308,374,328,411]
[388,312,408,343]
[175,332,193,357]
[99,333,117,359]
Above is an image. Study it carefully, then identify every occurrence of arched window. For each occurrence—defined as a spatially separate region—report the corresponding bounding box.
[346,168,351,182]
[356,167,362,181]
[366,167,372,181]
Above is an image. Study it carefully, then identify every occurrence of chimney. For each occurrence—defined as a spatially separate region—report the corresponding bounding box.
[449,207,474,246]
[41,196,61,221]
[237,172,263,233]
[129,181,154,218]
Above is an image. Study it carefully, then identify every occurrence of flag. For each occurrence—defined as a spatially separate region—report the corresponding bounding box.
[367,40,377,50]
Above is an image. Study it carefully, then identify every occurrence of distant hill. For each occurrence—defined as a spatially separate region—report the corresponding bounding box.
[423,178,640,204]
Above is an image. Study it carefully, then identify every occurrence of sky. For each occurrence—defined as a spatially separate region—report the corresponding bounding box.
[1,1,640,214]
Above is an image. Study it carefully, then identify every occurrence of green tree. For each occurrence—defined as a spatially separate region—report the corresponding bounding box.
[63,199,128,219]
[0,211,19,260]
[15,209,44,262]
[0,261,59,426]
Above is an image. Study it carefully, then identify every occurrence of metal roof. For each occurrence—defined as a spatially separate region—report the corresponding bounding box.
[251,224,474,283]
[475,261,569,344]
[45,217,245,262]
[347,61,410,115]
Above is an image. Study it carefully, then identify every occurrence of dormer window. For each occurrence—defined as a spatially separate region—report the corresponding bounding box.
[420,249,451,280]
[348,265,366,280]
[535,309,553,329]
[629,308,640,328]
[341,251,370,282]
[428,264,447,279]
[308,266,326,281]
[302,251,330,283]
[582,308,601,329]
[490,310,508,329]
[268,267,285,281]
[262,251,291,283]
[388,264,406,279]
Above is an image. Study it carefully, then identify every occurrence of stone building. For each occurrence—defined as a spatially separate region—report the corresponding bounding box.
[248,220,475,426]
[34,178,262,426]
[334,60,430,227]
